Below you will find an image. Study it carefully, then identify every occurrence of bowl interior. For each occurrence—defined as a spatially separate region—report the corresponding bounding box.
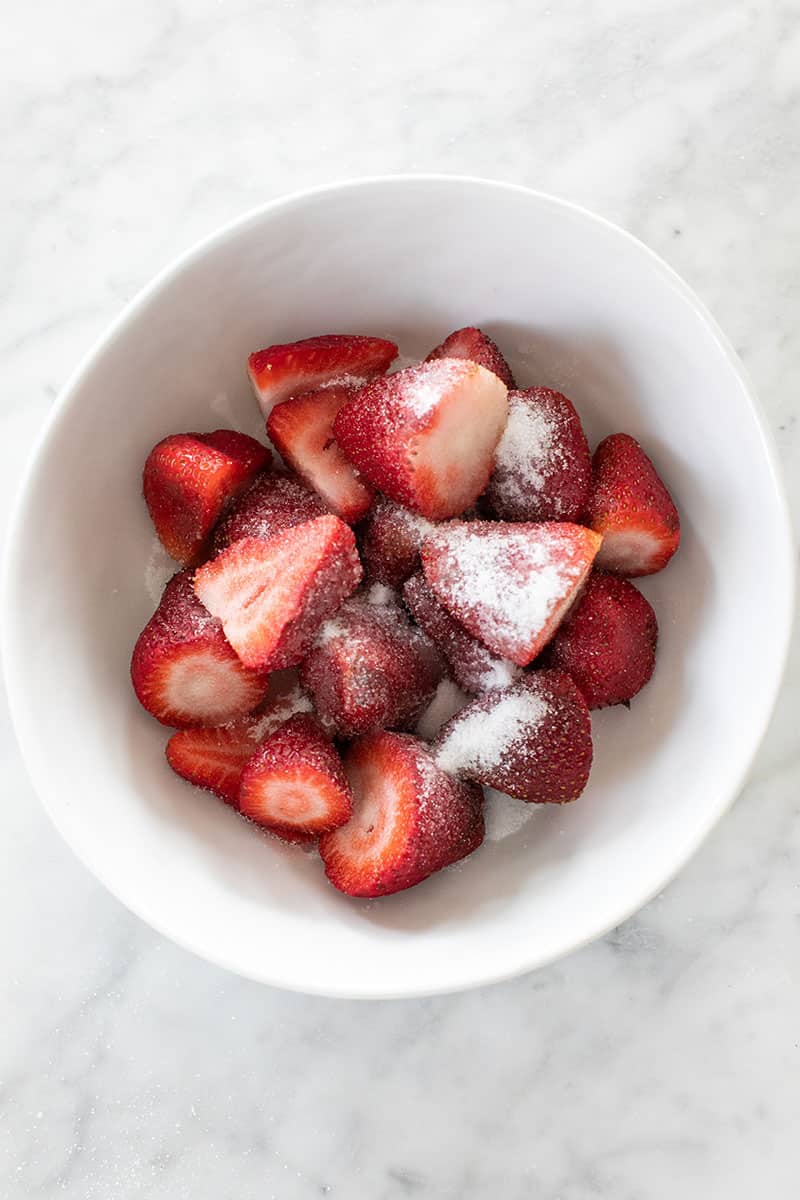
[3,178,793,997]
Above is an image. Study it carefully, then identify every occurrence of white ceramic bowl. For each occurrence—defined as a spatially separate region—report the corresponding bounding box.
[3,177,794,998]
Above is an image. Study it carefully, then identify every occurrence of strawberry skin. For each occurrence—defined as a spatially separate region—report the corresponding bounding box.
[193,516,362,671]
[426,326,516,388]
[585,433,680,576]
[248,334,398,419]
[359,497,438,588]
[143,430,271,565]
[213,470,327,552]
[319,732,485,897]
[131,570,268,728]
[333,359,509,520]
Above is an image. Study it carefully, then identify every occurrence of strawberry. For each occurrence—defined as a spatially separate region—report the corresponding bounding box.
[545,571,658,708]
[402,572,520,694]
[426,326,516,388]
[131,570,268,728]
[333,359,509,519]
[319,732,485,897]
[213,470,327,552]
[194,516,362,671]
[248,334,398,419]
[267,387,373,523]
[484,387,592,522]
[143,430,271,565]
[584,433,680,576]
[433,670,593,803]
[420,521,602,667]
[300,593,444,737]
[359,496,437,588]
[238,714,353,840]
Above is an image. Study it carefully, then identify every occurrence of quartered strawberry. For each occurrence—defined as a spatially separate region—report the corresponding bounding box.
[194,516,362,671]
[545,571,658,708]
[319,732,485,897]
[300,593,444,737]
[426,326,516,388]
[238,714,353,841]
[131,570,268,728]
[359,496,437,588]
[333,359,509,519]
[420,521,602,667]
[484,387,592,522]
[584,433,680,576]
[248,334,398,419]
[143,430,271,565]
[402,572,520,694]
[213,470,327,552]
[433,670,593,804]
[267,386,373,523]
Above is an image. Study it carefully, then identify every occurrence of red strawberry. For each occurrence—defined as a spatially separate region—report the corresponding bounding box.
[131,570,268,728]
[426,326,516,388]
[333,359,509,519]
[433,670,592,803]
[300,593,444,737]
[248,334,398,419]
[402,572,520,694]
[319,732,484,897]
[484,387,591,522]
[267,387,373,523]
[545,571,658,708]
[143,430,271,565]
[359,496,437,588]
[420,521,602,667]
[238,714,353,840]
[213,470,327,552]
[194,516,362,671]
[584,433,680,576]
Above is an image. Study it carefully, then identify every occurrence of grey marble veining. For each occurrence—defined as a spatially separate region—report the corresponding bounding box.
[1,1,798,1196]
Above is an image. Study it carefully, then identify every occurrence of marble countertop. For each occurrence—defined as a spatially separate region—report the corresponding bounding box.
[2,1,799,1196]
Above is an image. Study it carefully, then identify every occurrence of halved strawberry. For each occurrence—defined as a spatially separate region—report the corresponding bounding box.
[426,326,516,387]
[359,496,437,588]
[248,334,398,419]
[484,387,591,522]
[131,570,268,727]
[402,572,520,694]
[584,433,680,576]
[213,470,327,552]
[333,359,509,519]
[267,387,373,523]
[238,714,353,840]
[143,430,271,565]
[420,521,602,667]
[319,732,484,897]
[194,516,362,671]
[433,670,593,803]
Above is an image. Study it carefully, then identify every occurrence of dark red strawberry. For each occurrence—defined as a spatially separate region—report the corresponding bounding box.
[358,496,437,588]
[319,732,485,897]
[433,670,592,804]
[484,387,591,522]
[131,570,268,727]
[213,470,327,552]
[584,433,680,576]
[426,326,516,388]
[248,334,398,419]
[193,516,362,671]
[143,430,271,565]
[333,359,509,519]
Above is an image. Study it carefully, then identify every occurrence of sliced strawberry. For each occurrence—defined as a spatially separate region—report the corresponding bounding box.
[143,430,271,565]
[194,516,362,671]
[433,670,592,803]
[238,714,352,840]
[545,571,658,708]
[213,470,327,552]
[584,433,680,576]
[300,593,444,737]
[359,496,438,588]
[319,732,484,897]
[420,521,602,667]
[131,570,268,727]
[333,359,509,519]
[248,334,398,419]
[484,387,591,522]
[426,326,516,388]
[267,386,373,523]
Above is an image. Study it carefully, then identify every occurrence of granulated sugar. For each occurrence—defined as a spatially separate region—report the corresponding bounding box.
[493,392,566,505]
[404,359,465,419]
[434,687,550,776]
[365,583,397,606]
[415,677,470,740]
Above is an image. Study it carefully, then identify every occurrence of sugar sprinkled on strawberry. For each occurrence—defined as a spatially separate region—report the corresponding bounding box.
[213,471,327,552]
[359,496,438,588]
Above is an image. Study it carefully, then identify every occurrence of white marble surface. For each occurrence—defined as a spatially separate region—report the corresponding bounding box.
[2,1,799,1195]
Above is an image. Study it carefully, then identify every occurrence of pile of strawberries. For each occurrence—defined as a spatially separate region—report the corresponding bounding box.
[131,328,680,898]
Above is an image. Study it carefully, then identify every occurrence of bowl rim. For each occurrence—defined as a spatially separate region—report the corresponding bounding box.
[2,174,796,999]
